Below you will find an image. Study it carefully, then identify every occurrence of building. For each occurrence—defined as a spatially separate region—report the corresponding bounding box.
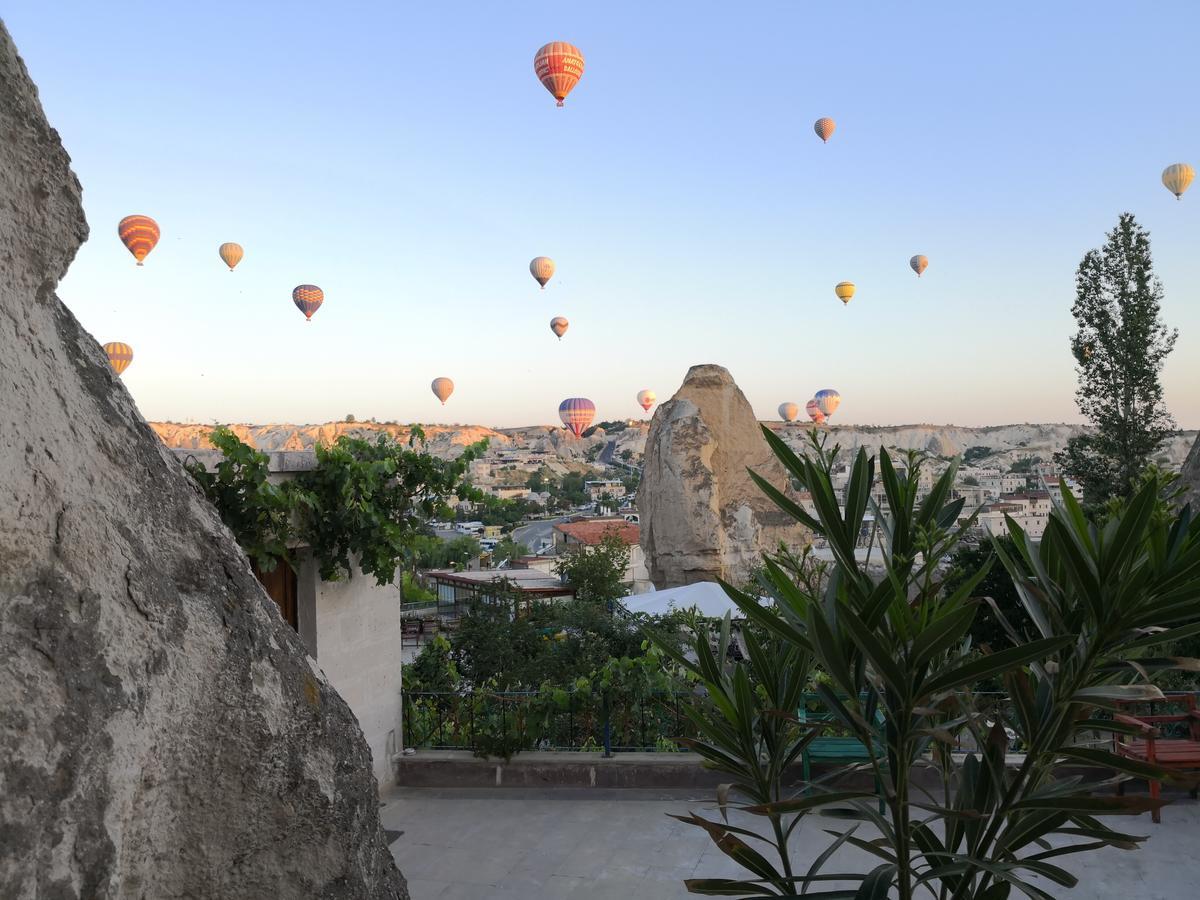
[490,484,531,500]
[176,448,404,789]
[585,479,627,500]
[552,518,650,593]
[423,567,574,616]
[977,500,1048,539]
[980,473,1029,497]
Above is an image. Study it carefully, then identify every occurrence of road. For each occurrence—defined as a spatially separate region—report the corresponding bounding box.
[512,516,568,555]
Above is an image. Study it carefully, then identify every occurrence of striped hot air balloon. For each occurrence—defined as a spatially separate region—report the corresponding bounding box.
[910,255,928,277]
[219,242,244,271]
[292,284,324,321]
[558,397,595,438]
[118,215,160,265]
[805,399,825,424]
[1162,163,1195,200]
[835,282,856,305]
[550,316,569,339]
[778,402,800,423]
[530,256,555,289]
[431,377,454,405]
[103,342,133,376]
[814,389,841,419]
[637,389,656,412]
[813,117,836,143]
[534,42,584,106]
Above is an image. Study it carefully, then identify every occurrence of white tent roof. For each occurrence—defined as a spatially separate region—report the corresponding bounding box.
[618,581,748,618]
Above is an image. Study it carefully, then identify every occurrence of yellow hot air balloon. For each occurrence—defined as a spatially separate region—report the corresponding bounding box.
[910,255,928,277]
[103,342,133,376]
[835,282,856,305]
[778,402,800,423]
[218,242,244,271]
[431,377,454,405]
[813,117,836,143]
[530,256,555,289]
[550,316,569,340]
[1162,163,1195,200]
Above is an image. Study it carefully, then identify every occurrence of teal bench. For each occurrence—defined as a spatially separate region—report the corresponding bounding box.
[798,695,887,813]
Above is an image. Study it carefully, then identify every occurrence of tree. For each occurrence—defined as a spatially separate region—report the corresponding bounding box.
[491,538,529,565]
[1057,212,1177,511]
[344,414,356,423]
[943,536,1032,652]
[619,449,633,462]
[555,531,631,606]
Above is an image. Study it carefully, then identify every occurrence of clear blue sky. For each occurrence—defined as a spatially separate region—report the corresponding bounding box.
[6,1,1198,428]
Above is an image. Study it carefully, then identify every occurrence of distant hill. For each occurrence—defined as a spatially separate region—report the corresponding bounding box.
[149,420,1198,471]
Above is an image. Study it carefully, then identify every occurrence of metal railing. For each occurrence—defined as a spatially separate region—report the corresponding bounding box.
[402,689,697,755]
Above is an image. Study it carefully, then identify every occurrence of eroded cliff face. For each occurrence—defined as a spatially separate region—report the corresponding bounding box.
[1181,433,1200,512]
[0,22,406,899]
[639,365,809,587]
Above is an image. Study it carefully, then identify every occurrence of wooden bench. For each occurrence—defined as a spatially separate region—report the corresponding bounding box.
[1112,693,1200,823]
[798,695,886,812]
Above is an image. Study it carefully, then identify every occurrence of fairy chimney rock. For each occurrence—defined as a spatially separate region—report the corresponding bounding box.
[639,364,810,587]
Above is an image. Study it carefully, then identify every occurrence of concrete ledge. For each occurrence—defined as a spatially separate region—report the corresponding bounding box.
[397,750,735,789]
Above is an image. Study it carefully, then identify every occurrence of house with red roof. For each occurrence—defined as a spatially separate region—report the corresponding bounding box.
[553,517,650,593]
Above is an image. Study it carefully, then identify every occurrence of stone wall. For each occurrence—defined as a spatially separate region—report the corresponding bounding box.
[0,22,406,898]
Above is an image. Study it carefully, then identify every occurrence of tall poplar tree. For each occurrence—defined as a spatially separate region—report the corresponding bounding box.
[1056,212,1177,510]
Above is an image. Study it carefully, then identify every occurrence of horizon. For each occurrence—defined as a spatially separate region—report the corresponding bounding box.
[5,1,1198,429]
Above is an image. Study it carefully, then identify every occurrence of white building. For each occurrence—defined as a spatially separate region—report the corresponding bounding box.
[177,449,404,789]
[980,473,1028,497]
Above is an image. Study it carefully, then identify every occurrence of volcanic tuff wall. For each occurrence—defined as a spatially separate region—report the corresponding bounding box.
[0,23,407,899]
[640,364,810,587]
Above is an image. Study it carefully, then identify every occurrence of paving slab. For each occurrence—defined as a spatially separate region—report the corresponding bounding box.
[382,786,1200,899]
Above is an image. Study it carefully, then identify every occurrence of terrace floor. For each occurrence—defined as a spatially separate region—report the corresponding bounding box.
[381,785,1200,899]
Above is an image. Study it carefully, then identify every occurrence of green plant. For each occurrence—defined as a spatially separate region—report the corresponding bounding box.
[671,428,1200,899]
[292,429,485,585]
[184,427,293,572]
[1057,212,1177,511]
[555,531,631,606]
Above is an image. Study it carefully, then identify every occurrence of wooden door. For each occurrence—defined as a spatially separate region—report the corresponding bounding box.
[251,560,298,631]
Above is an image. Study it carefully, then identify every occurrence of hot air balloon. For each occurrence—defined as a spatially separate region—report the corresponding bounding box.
[292,284,324,321]
[431,377,454,405]
[118,215,160,265]
[835,282,855,305]
[813,117,836,143]
[778,402,800,423]
[637,389,656,412]
[558,397,595,438]
[910,255,928,277]
[550,316,569,339]
[805,399,825,424]
[534,42,584,107]
[530,256,555,289]
[219,242,244,271]
[103,342,133,376]
[814,389,841,419]
[1162,163,1195,200]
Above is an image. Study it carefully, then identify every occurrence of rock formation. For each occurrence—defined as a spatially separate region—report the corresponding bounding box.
[1181,433,1200,512]
[0,24,406,899]
[640,365,809,587]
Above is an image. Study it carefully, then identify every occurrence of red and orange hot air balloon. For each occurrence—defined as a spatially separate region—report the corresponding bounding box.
[550,316,569,340]
[558,397,596,438]
[806,399,825,424]
[292,284,324,321]
[637,390,656,412]
[118,215,160,265]
[103,342,133,376]
[535,42,584,106]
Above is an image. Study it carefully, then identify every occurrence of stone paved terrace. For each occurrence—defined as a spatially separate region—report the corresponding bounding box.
[383,786,1200,899]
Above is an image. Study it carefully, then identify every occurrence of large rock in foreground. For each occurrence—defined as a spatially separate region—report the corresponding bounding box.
[1182,432,1200,512]
[0,23,406,899]
[640,365,809,587]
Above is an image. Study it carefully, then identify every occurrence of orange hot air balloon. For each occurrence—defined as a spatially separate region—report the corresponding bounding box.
[778,402,800,423]
[550,316,569,339]
[530,256,555,288]
[534,42,584,106]
[219,242,244,271]
[103,341,133,375]
[910,255,928,277]
[292,284,324,321]
[637,389,656,412]
[805,400,825,424]
[813,117,836,143]
[118,215,160,265]
[431,377,454,405]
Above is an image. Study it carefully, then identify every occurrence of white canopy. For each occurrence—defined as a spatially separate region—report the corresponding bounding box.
[618,581,747,618]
